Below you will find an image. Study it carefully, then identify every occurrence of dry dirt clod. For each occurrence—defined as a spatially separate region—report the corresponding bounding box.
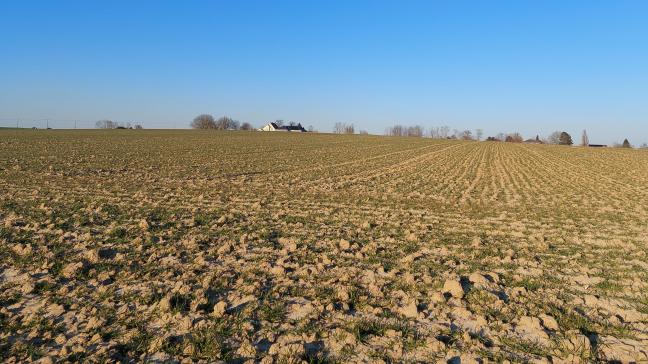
[514,316,550,345]
[538,314,559,331]
[442,279,465,299]
[396,298,419,318]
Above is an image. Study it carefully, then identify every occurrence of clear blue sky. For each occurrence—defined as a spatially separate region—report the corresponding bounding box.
[1,0,647,144]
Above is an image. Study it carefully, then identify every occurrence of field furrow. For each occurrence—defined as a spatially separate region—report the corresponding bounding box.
[2,130,648,363]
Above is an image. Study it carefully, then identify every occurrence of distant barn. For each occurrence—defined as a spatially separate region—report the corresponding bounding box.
[259,122,307,132]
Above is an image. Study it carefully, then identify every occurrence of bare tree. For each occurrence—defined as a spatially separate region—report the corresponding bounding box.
[274,119,284,127]
[386,124,426,137]
[460,130,473,140]
[359,130,369,135]
[407,125,424,137]
[440,126,450,139]
[581,130,589,147]
[622,139,632,148]
[240,122,254,130]
[214,116,238,130]
[134,124,143,129]
[547,131,562,144]
[308,125,315,132]
[387,125,405,136]
[191,114,216,129]
[505,133,523,143]
[96,119,118,129]
[333,122,355,134]
[476,129,484,141]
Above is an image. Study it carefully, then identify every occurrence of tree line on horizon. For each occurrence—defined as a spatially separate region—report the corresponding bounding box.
[382,125,639,148]
[95,120,143,130]
[190,114,255,131]
[190,114,315,132]
[185,114,642,148]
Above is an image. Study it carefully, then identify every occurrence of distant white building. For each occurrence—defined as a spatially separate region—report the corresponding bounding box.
[259,122,307,132]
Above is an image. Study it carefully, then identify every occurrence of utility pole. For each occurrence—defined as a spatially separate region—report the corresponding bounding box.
[74,120,77,129]
[46,119,49,129]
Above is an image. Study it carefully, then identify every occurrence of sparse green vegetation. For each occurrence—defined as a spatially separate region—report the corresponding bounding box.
[1,130,647,362]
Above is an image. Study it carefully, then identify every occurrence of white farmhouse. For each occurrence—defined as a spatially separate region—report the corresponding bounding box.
[259,122,307,132]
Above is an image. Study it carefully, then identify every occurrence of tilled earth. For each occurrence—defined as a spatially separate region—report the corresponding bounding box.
[1,130,648,363]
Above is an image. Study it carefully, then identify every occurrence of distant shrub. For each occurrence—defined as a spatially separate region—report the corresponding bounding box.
[505,133,523,143]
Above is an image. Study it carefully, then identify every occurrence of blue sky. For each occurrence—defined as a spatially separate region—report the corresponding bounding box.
[1,0,647,144]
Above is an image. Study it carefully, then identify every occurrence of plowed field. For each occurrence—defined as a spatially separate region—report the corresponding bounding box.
[2,130,648,362]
